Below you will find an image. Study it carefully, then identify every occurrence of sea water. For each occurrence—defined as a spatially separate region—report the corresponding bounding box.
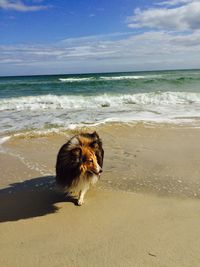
[1,69,200,137]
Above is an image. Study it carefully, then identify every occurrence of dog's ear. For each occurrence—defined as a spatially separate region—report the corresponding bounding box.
[69,136,80,146]
[92,131,99,139]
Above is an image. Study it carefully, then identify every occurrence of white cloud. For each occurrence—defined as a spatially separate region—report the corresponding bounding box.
[1,30,200,75]
[0,0,48,11]
[60,32,133,45]
[127,0,200,31]
[156,0,193,6]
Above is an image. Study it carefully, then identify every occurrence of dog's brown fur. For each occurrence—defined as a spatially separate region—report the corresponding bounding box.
[56,131,104,205]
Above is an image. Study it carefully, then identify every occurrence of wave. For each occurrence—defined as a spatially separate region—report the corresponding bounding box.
[58,75,161,82]
[0,92,200,111]
[58,74,198,83]
[99,75,147,81]
[59,77,93,82]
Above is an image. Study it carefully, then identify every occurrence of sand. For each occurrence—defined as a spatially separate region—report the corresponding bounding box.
[1,123,200,266]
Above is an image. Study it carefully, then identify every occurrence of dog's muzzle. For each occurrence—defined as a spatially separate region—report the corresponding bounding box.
[89,168,103,176]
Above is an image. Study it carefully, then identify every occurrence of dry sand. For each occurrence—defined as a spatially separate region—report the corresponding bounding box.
[1,123,200,266]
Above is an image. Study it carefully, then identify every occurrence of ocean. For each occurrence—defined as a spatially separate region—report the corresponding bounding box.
[1,69,200,138]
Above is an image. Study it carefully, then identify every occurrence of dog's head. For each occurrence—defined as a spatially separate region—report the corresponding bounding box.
[79,131,104,168]
[71,146,102,176]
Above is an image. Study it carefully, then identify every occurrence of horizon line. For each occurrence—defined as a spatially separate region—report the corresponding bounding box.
[0,67,199,78]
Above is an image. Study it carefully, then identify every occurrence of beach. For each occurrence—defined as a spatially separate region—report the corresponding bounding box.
[2,0,200,263]
[1,123,200,266]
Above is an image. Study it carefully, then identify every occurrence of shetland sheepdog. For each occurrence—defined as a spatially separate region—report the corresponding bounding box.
[56,132,104,205]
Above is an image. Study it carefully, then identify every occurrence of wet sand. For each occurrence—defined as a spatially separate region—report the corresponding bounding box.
[1,123,200,266]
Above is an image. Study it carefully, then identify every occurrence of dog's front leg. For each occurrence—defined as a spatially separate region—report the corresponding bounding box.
[77,184,89,206]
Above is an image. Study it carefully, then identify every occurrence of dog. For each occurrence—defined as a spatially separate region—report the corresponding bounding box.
[56,131,104,205]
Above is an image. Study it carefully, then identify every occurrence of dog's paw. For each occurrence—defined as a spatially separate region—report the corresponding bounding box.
[77,199,84,206]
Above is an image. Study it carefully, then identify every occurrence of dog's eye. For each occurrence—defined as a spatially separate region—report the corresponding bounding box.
[88,159,93,163]
[82,156,87,162]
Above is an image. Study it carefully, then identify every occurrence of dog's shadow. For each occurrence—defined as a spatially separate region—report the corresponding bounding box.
[0,176,77,223]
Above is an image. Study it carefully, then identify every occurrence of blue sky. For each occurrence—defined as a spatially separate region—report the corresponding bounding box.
[1,0,200,75]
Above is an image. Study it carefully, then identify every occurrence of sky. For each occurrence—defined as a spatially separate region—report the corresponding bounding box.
[1,0,200,76]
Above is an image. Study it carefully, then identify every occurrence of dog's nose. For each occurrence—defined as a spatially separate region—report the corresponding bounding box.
[99,168,103,174]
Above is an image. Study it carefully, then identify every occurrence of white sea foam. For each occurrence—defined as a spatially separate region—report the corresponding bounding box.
[58,75,161,82]
[0,136,10,145]
[100,75,146,81]
[0,92,200,111]
[59,77,93,82]
[1,92,200,134]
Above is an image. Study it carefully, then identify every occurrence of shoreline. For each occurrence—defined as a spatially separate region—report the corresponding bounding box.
[2,122,200,197]
[1,122,200,266]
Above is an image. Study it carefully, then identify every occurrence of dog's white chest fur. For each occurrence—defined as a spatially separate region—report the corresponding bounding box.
[77,174,99,205]
[66,173,99,206]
